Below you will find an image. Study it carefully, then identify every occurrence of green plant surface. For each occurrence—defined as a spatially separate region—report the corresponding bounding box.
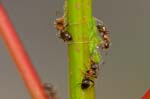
[64,0,102,99]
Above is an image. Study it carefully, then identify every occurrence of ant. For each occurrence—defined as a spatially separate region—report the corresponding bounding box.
[44,83,58,99]
[95,18,111,50]
[80,59,106,90]
[54,16,72,42]
[97,24,111,50]
[86,60,100,79]
[81,60,100,90]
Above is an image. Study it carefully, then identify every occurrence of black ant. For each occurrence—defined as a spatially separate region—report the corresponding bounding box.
[80,59,106,90]
[54,16,72,42]
[97,24,111,50]
[95,18,111,50]
[80,61,99,90]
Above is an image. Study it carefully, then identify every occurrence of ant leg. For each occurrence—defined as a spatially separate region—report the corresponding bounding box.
[56,10,64,17]
[56,32,61,39]
[99,41,109,55]
[99,41,105,49]
[85,64,90,70]
[73,81,84,90]
[94,17,104,25]
[79,68,86,76]
[80,63,90,72]
[89,79,95,88]
[56,10,60,17]
[64,23,69,28]
[98,60,105,70]
[92,72,97,79]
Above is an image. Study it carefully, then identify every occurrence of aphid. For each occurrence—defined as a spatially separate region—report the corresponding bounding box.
[44,83,58,99]
[81,78,94,90]
[54,16,72,42]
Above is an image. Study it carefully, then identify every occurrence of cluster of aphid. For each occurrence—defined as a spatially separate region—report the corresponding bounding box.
[54,16,111,90]
[44,83,58,99]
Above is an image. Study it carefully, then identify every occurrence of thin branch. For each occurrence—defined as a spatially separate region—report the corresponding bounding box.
[0,3,49,99]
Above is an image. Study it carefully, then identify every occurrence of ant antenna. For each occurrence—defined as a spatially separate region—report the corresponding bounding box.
[94,17,104,25]
[56,10,63,17]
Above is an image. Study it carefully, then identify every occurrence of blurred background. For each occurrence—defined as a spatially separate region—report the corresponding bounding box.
[0,0,150,99]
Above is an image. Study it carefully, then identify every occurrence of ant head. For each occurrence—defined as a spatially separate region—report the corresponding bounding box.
[90,59,99,70]
[96,24,102,29]
[91,63,98,70]
[97,24,106,32]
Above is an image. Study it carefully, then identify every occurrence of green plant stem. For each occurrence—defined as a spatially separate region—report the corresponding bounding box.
[65,0,95,99]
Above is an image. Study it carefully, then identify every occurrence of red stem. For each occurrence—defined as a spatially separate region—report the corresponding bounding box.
[0,3,49,99]
[142,89,150,99]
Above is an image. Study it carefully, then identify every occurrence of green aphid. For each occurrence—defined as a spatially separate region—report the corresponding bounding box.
[91,50,101,63]
[88,17,102,63]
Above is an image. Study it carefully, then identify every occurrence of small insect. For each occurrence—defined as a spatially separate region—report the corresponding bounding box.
[54,16,72,42]
[97,24,110,40]
[101,40,110,49]
[81,78,94,90]
[85,59,105,80]
[86,62,99,79]
[80,61,99,90]
[95,17,111,50]
[44,83,58,99]
[97,24,111,50]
